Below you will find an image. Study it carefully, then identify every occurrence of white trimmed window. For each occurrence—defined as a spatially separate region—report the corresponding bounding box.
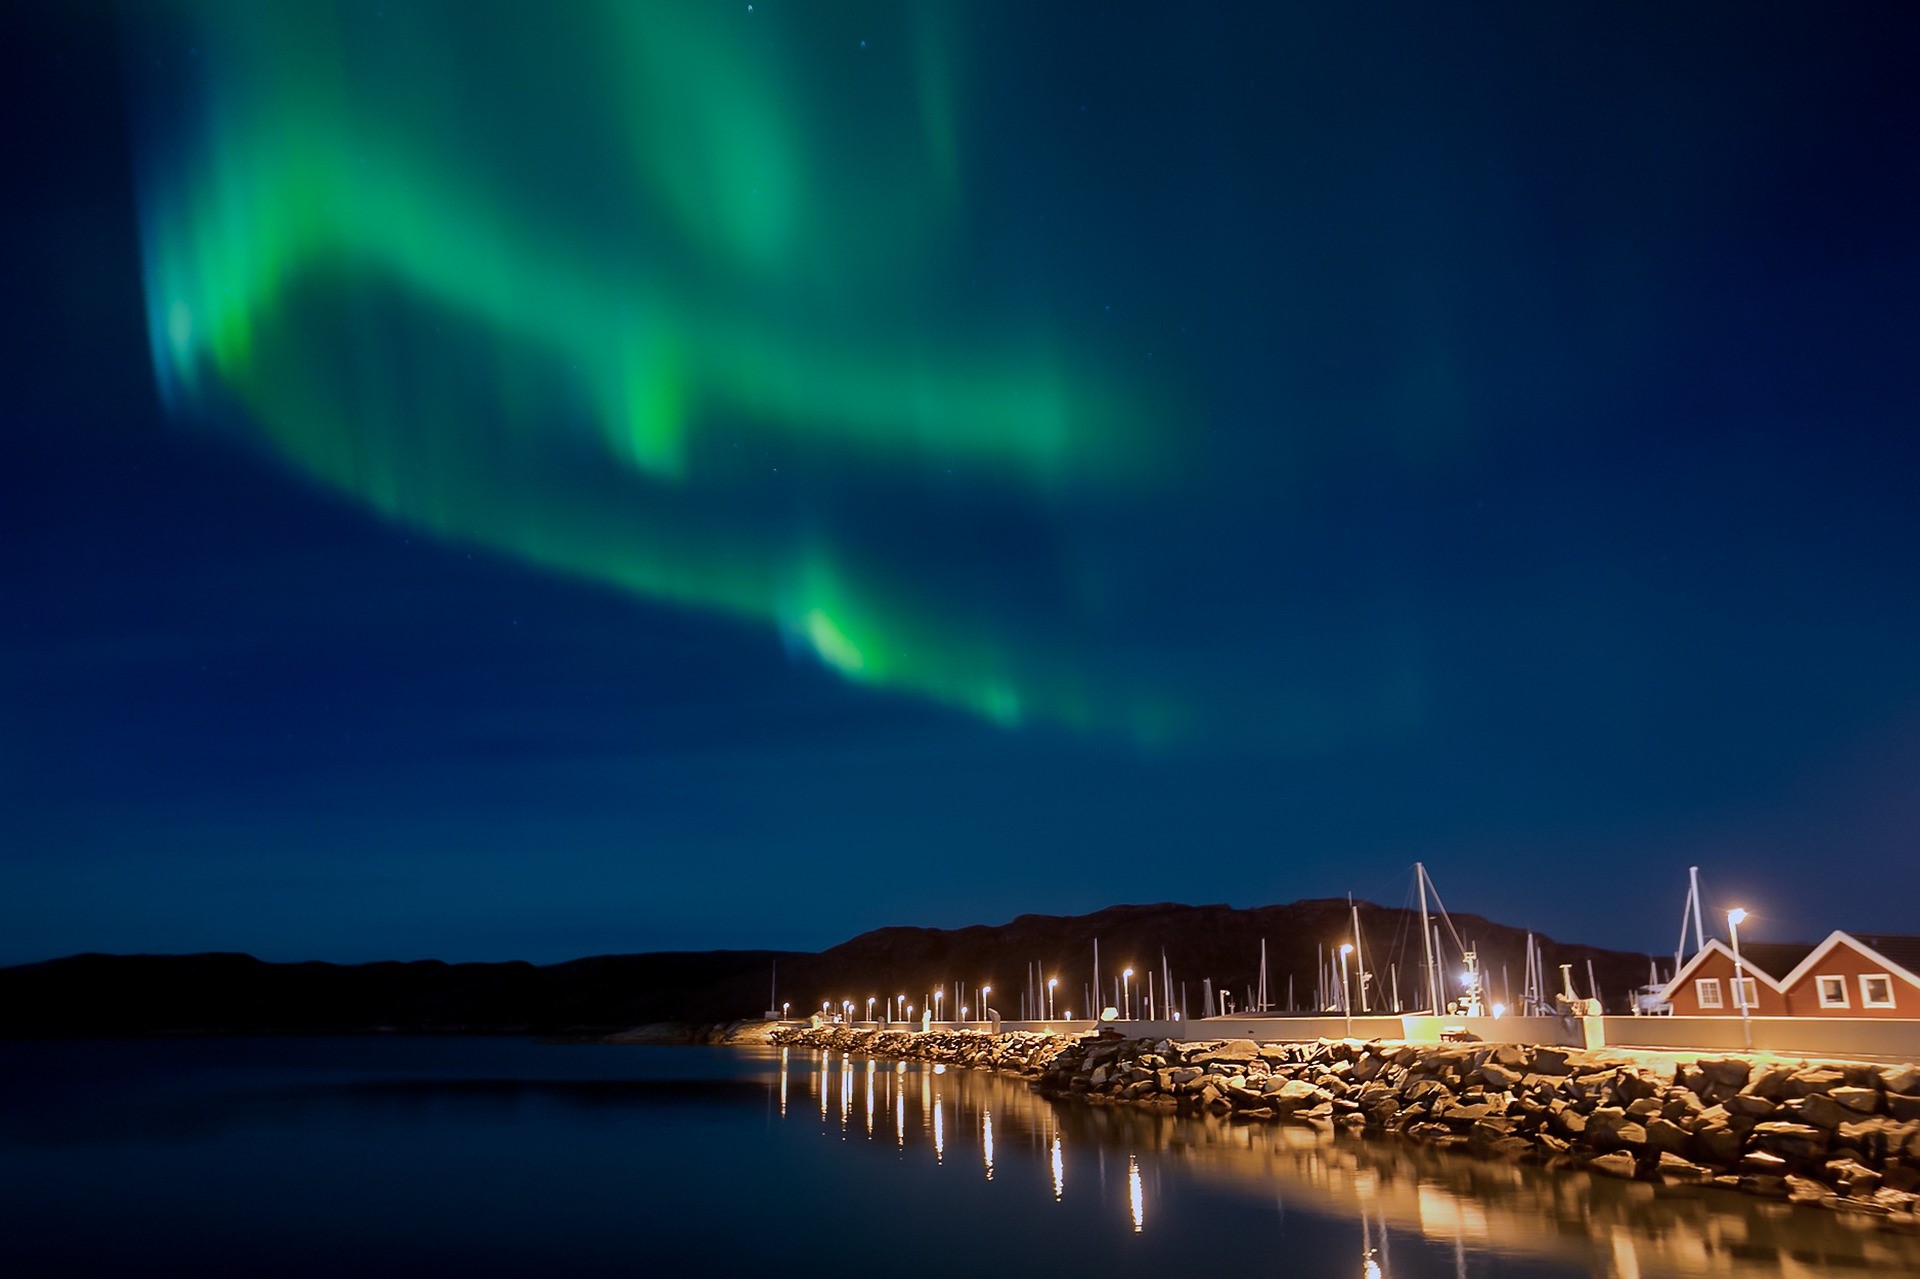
[1732,977,1759,1010]
[1695,978,1723,1009]
[1861,974,1897,1009]
[1816,975,1849,1008]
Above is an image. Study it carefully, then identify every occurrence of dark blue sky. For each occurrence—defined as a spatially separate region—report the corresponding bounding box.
[5,2,1919,965]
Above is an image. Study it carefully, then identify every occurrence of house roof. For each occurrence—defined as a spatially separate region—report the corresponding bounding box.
[1658,938,1792,1002]
[1780,931,1920,992]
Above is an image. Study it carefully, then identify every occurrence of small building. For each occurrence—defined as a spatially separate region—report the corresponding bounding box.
[1660,931,1920,1018]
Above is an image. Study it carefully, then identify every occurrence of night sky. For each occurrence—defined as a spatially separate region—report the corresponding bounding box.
[5,2,1919,966]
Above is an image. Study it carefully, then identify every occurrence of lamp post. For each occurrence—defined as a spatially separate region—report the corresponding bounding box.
[1123,968,1134,1020]
[866,996,875,1025]
[981,986,991,1027]
[1048,977,1058,1021]
[934,989,943,1023]
[1339,944,1354,1038]
[1727,908,1752,1050]
[781,1001,790,1021]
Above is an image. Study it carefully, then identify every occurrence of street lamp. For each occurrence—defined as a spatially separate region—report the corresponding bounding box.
[934,989,944,1022]
[981,986,991,1025]
[866,996,875,1024]
[1048,977,1058,1021]
[781,1001,790,1020]
[1727,908,1752,1050]
[1338,944,1355,1038]
[1123,968,1134,1020]
[897,995,906,1021]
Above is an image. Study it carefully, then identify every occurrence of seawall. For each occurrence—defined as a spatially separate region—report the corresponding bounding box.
[768,1024,1920,1230]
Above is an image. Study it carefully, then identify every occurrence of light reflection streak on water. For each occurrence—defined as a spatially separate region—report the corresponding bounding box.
[896,1084,906,1148]
[865,1060,874,1138]
[764,1048,1920,1276]
[840,1053,852,1127]
[779,1048,788,1116]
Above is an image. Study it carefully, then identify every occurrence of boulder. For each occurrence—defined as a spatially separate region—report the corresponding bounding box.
[1656,1153,1715,1185]
[1880,1064,1920,1096]
[1830,1086,1881,1115]
[1477,1062,1522,1090]
[1646,1118,1692,1154]
[1590,1152,1638,1180]
[1787,1067,1847,1098]
[1698,1057,1752,1089]
[1745,1065,1796,1100]
[1726,1094,1778,1119]
[1800,1093,1850,1130]
[1752,1121,1830,1160]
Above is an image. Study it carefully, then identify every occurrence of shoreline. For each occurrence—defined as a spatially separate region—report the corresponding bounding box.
[768,1023,1920,1231]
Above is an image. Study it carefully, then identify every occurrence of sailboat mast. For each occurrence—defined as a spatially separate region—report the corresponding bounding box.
[1349,895,1368,1012]
[1417,862,1437,1013]
[1688,865,1707,957]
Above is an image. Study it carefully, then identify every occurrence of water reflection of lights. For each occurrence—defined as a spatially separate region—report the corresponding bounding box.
[840,1054,853,1125]
[865,1060,874,1137]
[779,1048,788,1116]
[1050,1134,1064,1202]
[933,1098,944,1163]
[982,1111,994,1180]
[896,1084,906,1148]
[1127,1154,1144,1233]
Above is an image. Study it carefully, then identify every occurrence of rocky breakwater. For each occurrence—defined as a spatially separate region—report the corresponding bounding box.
[769,1024,1920,1230]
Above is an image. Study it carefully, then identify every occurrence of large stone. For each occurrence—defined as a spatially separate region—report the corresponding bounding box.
[1881,1064,1920,1096]
[1268,1078,1324,1106]
[1824,1157,1881,1192]
[1656,1152,1715,1185]
[1646,1118,1693,1154]
[1693,1123,1743,1166]
[1530,1048,1573,1076]
[1889,1093,1920,1123]
[1831,1086,1881,1114]
[1752,1121,1830,1160]
[1590,1152,1638,1180]
[1786,1175,1829,1204]
[1477,1062,1522,1090]
[1800,1093,1850,1130]
[1787,1067,1847,1098]
[1726,1093,1778,1119]
[1698,1058,1751,1089]
[1745,1065,1796,1100]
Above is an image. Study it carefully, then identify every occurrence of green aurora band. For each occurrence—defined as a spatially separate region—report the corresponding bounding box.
[129,2,1173,734]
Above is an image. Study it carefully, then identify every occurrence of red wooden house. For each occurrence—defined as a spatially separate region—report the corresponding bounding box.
[1660,931,1920,1017]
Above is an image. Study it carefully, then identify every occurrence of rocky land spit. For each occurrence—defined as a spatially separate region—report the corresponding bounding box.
[769,1024,1920,1230]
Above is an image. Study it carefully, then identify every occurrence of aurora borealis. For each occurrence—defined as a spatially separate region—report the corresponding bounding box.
[5,1,1920,963]
[129,1,1171,732]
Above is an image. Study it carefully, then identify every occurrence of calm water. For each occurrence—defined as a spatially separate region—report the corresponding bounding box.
[1,1039,1916,1278]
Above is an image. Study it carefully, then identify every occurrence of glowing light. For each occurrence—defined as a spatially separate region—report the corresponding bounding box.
[933,1097,944,1162]
[982,1110,994,1180]
[1128,1154,1144,1233]
[1051,1134,1065,1202]
[124,2,1173,733]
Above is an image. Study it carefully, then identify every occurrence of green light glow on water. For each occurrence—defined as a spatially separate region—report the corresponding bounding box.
[130,2,1169,731]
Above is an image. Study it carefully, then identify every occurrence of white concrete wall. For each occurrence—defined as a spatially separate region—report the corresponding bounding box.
[1602,1015,1920,1060]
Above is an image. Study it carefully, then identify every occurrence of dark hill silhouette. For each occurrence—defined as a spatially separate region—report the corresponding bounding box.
[0,899,1653,1035]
